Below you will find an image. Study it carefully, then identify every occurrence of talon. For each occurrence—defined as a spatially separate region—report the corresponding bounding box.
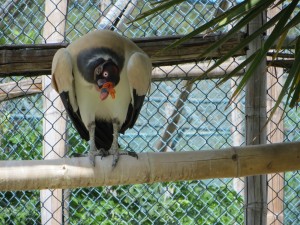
[88,150,97,167]
[119,151,138,159]
[127,151,138,159]
[112,154,120,168]
[100,148,110,157]
[88,148,109,167]
[110,150,138,168]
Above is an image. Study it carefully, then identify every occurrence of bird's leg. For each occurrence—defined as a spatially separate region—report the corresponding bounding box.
[109,120,120,167]
[87,122,107,166]
[109,119,138,167]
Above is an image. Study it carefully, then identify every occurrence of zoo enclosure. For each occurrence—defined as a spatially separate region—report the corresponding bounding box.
[0,0,300,225]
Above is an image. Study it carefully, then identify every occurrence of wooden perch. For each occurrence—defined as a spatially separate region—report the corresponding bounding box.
[1,32,296,77]
[0,43,67,76]
[0,77,42,101]
[0,142,299,191]
[151,60,245,81]
[0,61,243,101]
[0,33,245,76]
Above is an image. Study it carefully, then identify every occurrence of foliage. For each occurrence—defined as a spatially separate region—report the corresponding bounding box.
[68,181,244,224]
[135,0,300,121]
[0,191,41,225]
[0,0,45,44]
[0,103,43,160]
[284,171,300,224]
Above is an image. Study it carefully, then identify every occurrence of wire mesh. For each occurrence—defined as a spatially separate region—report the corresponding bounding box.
[0,0,299,224]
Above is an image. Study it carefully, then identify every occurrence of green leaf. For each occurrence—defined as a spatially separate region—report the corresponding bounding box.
[265,38,300,125]
[131,0,186,23]
[267,68,294,125]
[288,36,300,107]
[191,7,286,83]
[219,53,257,87]
[224,53,257,106]
[231,0,299,108]
[132,0,300,116]
[270,29,289,63]
[198,0,274,60]
[159,0,269,52]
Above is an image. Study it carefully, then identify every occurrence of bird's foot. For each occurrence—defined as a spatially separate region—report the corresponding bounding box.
[88,148,109,167]
[109,148,138,168]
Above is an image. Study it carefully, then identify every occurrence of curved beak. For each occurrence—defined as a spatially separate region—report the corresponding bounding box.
[97,79,107,89]
[96,80,116,101]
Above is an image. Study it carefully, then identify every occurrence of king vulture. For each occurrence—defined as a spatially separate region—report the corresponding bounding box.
[51,30,152,167]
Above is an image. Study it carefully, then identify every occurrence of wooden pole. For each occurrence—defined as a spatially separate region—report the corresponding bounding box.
[0,142,299,191]
[266,3,284,224]
[0,77,42,101]
[231,77,245,195]
[245,12,268,225]
[42,1,68,225]
[266,71,284,224]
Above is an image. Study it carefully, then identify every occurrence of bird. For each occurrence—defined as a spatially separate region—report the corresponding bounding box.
[51,30,152,167]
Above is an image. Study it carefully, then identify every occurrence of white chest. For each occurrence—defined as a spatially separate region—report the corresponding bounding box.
[74,72,131,127]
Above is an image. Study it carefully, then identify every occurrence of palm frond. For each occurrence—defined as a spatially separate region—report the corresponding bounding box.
[230,0,300,105]
[133,0,300,116]
[193,8,286,83]
[161,0,271,51]
[130,0,186,23]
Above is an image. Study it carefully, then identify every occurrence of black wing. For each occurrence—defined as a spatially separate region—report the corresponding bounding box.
[121,52,152,133]
[60,92,113,150]
[120,90,145,133]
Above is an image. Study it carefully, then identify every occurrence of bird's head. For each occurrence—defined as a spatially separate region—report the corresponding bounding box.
[94,59,120,101]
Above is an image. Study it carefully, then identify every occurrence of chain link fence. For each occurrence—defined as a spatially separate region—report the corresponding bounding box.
[0,0,299,224]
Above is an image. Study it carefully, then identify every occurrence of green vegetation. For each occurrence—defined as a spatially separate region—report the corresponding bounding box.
[68,182,244,224]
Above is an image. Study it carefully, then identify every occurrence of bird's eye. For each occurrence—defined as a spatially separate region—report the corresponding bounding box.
[103,71,109,77]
